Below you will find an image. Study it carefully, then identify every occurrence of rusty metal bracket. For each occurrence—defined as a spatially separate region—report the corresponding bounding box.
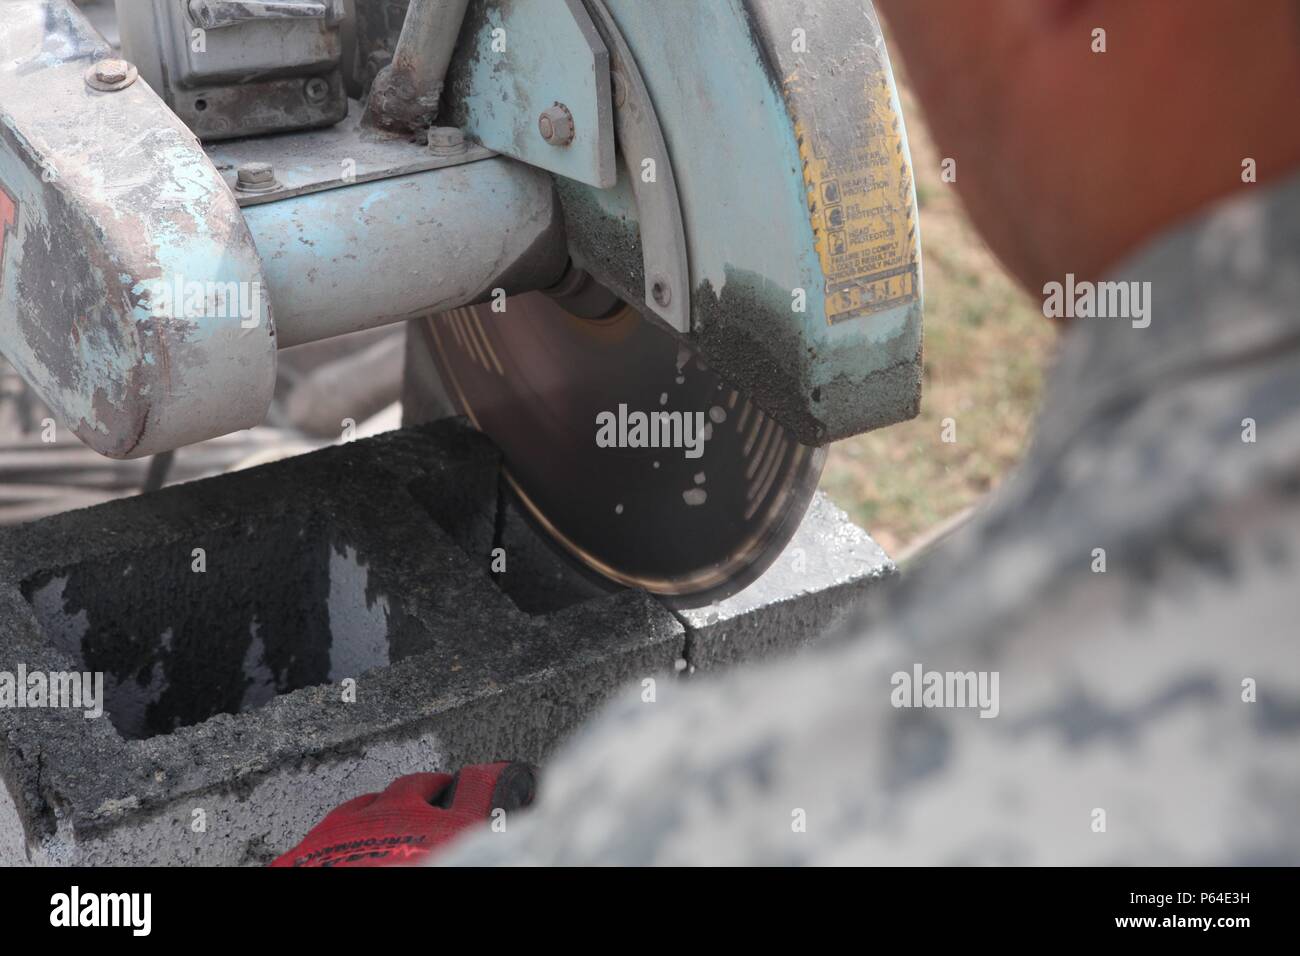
[362,0,472,134]
[205,108,495,207]
[116,0,348,141]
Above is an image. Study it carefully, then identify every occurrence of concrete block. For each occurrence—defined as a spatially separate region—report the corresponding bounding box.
[0,420,892,866]
[675,493,896,672]
[0,421,684,865]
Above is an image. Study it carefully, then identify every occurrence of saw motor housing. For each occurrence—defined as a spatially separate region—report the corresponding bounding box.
[0,0,921,456]
[0,0,921,600]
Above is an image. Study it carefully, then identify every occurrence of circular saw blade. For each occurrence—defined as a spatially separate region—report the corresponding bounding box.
[426,291,825,608]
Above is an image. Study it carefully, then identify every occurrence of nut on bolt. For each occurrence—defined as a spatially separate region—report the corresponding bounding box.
[427,127,467,157]
[235,162,279,194]
[85,58,138,92]
[538,103,575,147]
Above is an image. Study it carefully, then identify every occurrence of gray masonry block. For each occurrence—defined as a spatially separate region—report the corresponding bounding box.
[0,421,684,865]
[0,420,894,866]
[674,493,896,672]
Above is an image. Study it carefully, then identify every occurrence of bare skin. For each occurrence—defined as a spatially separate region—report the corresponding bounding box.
[875,0,1300,292]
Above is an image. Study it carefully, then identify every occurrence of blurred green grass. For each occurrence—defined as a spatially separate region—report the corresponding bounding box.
[819,79,1057,557]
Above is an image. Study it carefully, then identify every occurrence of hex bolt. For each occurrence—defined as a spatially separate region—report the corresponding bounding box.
[96,61,129,85]
[235,161,279,193]
[427,126,467,157]
[538,103,576,147]
[85,58,138,92]
[304,77,331,105]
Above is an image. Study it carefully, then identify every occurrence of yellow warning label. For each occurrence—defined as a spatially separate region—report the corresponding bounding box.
[792,71,919,325]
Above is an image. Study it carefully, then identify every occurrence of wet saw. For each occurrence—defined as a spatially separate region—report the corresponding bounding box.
[0,0,922,606]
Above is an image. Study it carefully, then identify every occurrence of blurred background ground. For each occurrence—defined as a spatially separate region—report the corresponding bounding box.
[819,76,1057,559]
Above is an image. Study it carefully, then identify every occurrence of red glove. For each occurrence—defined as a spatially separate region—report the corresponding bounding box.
[271,762,537,867]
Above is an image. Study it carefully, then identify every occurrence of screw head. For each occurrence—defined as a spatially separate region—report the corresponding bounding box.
[235,162,278,193]
[538,103,575,147]
[304,77,331,105]
[427,126,467,156]
[85,58,138,92]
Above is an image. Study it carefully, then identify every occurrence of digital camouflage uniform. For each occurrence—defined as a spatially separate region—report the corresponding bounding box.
[446,174,1300,865]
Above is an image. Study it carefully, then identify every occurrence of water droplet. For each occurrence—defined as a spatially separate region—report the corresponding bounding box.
[709,406,727,424]
[682,488,707,507]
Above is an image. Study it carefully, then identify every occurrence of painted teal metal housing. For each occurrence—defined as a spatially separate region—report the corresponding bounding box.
[561,0,924,444]
[0,0,276,458]
[0,0,921,459]
[445,0,616,189]
[243,158,565,348]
